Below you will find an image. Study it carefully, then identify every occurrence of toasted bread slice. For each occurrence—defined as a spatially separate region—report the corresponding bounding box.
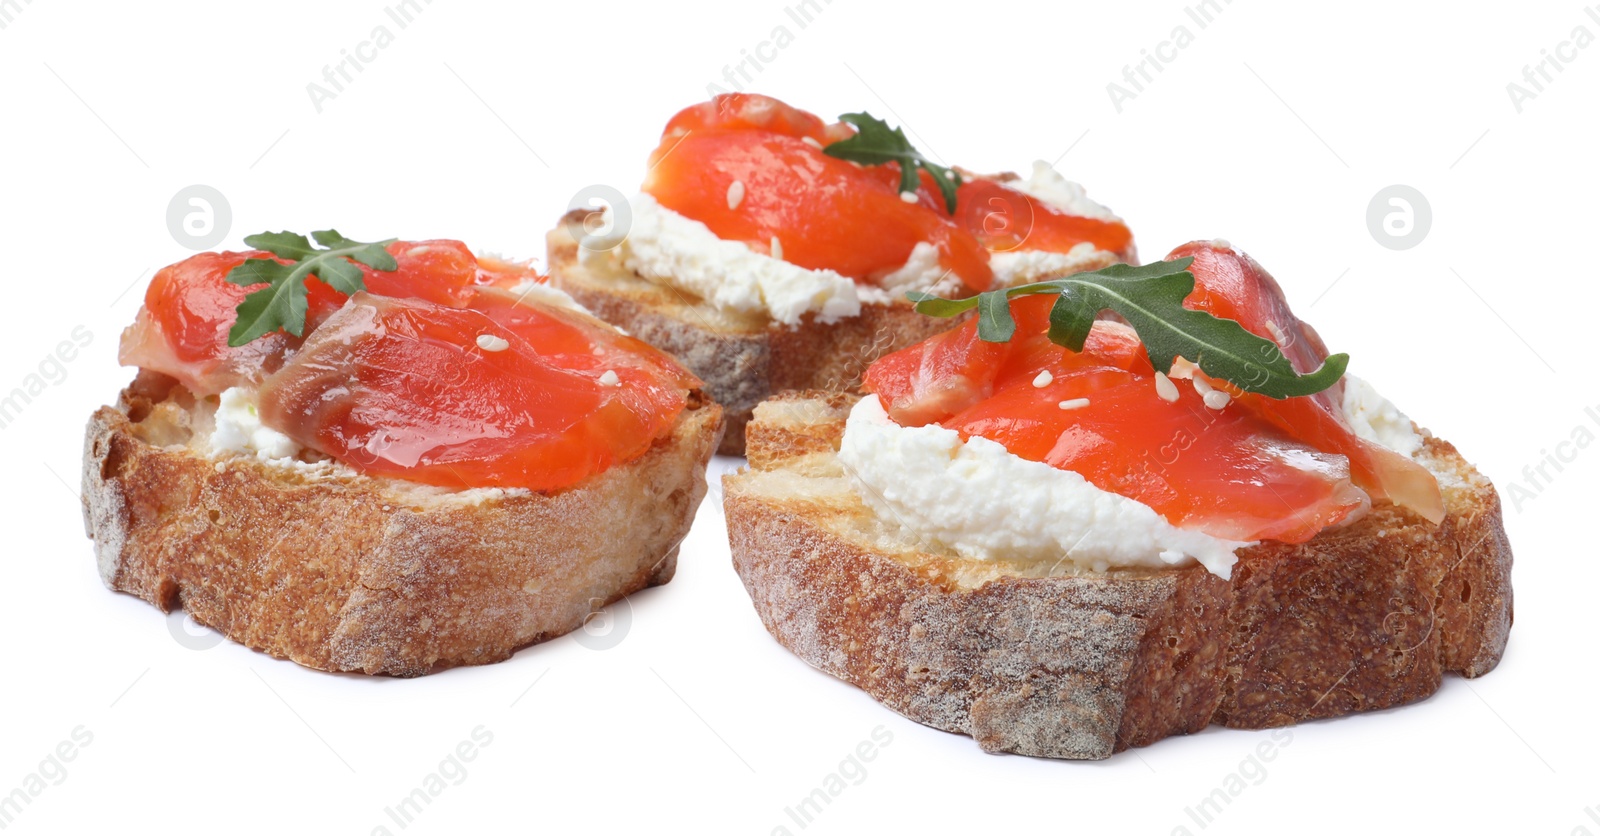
[546,215,1123,456]
[723,391,1512,759]
[82,370,722,676]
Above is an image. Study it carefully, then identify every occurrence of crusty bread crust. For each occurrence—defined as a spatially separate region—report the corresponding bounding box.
[724,392,1513,759]
[82,372,722,676]
[547,216,988,456]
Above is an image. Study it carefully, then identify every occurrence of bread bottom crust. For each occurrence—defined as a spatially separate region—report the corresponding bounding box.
[725,392,1513,758]
[82,373,722,676]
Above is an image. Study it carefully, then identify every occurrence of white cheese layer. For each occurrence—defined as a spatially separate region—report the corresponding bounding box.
[209,387,300,458]
[987,162,1125,285]
[1007,160,1120,222]
[989,242,1110,287]
[210,386,300,460]
[839,373,1425,581]
[506,279,594,315]
[579,194,861,326]
[837,395,1251,578]
[1341,375,1424,459]
[874,241,948,295]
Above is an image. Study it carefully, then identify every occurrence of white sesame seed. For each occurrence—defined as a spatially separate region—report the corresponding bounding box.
[1167,358,1197,380]
[1058,398,1090,410]
[1191,375,1215,397]
[598,370,621,387]
[900,191,919,204]
[726,179,746,210]
[1032,370,1054,388]
[1211,238,1232,250]
[1203,390,1231,410]
[1154,371,1180,403]
[770,236,783,261]
[801,136,824,149]
[476,334,510,352]
[1265,321,1288,346]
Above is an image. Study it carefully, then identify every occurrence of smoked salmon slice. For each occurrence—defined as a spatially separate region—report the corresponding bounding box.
[919,173,1133,258]
[256,292,692,492]
[121,242,547,397]
[1170,241,1444,523]
[863,295,1371,545]
[644,122,994,291]
[119,251,295,397]
[120,242,697,492]
[641,94,1135,296]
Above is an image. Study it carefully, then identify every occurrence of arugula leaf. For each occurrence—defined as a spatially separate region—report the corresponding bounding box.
[224,229,398,347]
[823,112,961,213]
[906,257,1348,399]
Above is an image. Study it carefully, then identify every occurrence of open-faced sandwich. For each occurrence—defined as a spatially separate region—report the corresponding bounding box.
[548,93,1136,455]
[82,231,721,675]
[724,240,1512,758]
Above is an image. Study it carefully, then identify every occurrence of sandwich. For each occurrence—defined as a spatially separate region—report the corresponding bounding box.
[548,93,1136,455]
[82,231,722,675]
[723,240,1512,758]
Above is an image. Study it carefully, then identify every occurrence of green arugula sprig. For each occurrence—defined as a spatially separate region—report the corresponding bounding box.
[907,257,1348,399]
[225,230,398,347]
[823,112,962,213]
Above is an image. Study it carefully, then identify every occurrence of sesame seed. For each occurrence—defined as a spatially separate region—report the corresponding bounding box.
[726,179,746,210]
[1058,398,1090,410]
[1191,375,1214,397]
[476,334,510,352]
[1203,390,1231,410]
[1211,238,1232,250]
[801,136,823,149]
[598,370,621,387]
[900,191,919,204]
[1154,371,1180,403]
[1032,370,1054,388]
[1167,357,1197,380]
[770,236,783,260]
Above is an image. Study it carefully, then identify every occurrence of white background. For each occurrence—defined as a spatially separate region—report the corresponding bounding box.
[1,1,1595,833]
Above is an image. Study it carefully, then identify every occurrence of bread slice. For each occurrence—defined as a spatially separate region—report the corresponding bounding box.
[723,391,1512,759]
[547,215,1123,456]
[82,370,722,676]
